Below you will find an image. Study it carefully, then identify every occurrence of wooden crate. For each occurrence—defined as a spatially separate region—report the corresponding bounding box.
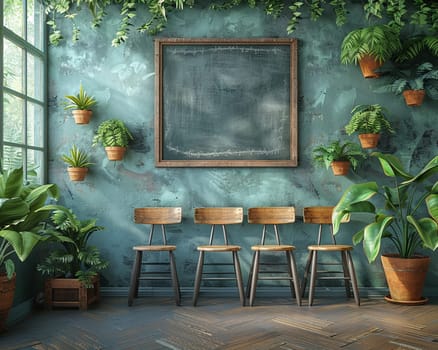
[45,275,100,310]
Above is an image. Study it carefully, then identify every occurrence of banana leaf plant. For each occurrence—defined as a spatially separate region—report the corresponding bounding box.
[0,164,61,279]
[332,152,438,263]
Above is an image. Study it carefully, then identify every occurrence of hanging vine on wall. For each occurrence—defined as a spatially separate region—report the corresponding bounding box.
[43,0,438,47]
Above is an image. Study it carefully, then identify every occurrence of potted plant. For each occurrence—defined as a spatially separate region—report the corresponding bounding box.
[332,152,438,304]
[312,140,366,176]
[345,104,394,149]
[61,145,93,182]
[340,25,402,78]
[92,119,134,161]
[37,205,108,310]
[376,62,438,106]
[64,84,97,124]
[0,163,59,331]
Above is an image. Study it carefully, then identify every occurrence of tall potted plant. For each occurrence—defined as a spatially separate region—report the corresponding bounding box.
[340,25,401,78]
[376,62,438,106]
[61,145,93,181]
[345,104,394,149]
[312,140,366,176]
[0,164,59,331]
[64,84,97,124]
[37,205,108,310]
[93,119,133,161]
[332,152,438,304]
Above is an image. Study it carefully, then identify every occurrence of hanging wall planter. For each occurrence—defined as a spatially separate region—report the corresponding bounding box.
[402,89,426,106]
[64,84,97,125]
[104,146,127,161]
[330,161,351,176]
[67,167,89,181]
[358,55,383,79]
[358,133,380,149]
[62,145,93,181]
[72,110,93,124]
[93,119,133,161]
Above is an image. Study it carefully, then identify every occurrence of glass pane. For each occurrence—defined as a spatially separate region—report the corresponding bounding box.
[27,102,44,147]
[3,0,24,38]
[3,93,25,144]
[27,0,44,49]
[4,39,24,93]
[27,149,44,184]
[27,53,44,101]
[3,145,23,171]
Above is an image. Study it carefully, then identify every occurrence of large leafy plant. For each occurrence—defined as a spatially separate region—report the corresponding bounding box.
[345,104,394,135]
[0,163,59,279]
[312,140,366,170]
[332,152,438,263]
[93,119,133,148]
[37,205,108,286]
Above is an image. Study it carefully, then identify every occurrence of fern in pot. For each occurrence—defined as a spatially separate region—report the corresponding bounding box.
[93,119,133,161]
[345,104,394,149]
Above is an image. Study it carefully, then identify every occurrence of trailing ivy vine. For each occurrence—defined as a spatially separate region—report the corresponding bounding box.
[42,0,438,47]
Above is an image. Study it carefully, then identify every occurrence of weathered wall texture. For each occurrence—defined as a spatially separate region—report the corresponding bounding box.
[48,4,438,293]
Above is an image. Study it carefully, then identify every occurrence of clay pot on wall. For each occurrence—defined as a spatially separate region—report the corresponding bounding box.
[358,133,380,149]
[67,167,89,181]
[402,90,426,106]
[72,110,93,124]
[330,161,350,176]
[358,55,382,79]
[105,146,126,161]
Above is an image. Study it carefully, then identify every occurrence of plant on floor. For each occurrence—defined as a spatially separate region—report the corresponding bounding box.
[345,104,394,148]
[312,140,366,175]
[93,119,133,160]
[64,84,97,124]
[37,205,108,287]
[332,152,438,302]
[376,62,438,106]
[340,25,402,78]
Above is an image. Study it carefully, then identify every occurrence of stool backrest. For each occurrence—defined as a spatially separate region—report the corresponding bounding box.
[194,207,243,225]
[134,207,182,225]
[248,207,295,224]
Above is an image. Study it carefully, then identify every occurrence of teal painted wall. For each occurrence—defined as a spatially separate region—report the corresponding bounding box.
[47,4,438,293]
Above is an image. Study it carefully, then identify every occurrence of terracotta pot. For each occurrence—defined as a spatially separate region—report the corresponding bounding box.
[330,161,350,176]
[104,146,126,161]
[67,167,88,181]
[0,273,16,332]
[381,254,430,303]
[358,133,380,149]
[72,110,92,124]
[402,90,425,107]
[358,55,382,79]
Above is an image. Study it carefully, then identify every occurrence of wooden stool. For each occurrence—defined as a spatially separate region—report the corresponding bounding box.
[192,207,245,306]
[302,206,360,306]
[128,207,182,306]
[246,207,301,307]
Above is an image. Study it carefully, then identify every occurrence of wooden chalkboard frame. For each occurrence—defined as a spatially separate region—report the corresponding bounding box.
[155,38,298,167]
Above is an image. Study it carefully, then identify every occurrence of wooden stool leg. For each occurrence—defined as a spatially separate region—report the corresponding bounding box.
[246,253,256,298]
[286,251,302,306]
[346,251,360,306]
[308,250,318,306]
[341,251,352,298]
[169,251,181,306]
[233,251,246,307]
[128,250,142,306]
[249,250,260,306]
[301,252,312,298]
[192,251,204,306]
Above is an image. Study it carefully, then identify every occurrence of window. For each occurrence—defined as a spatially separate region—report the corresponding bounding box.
[1,0,46,183]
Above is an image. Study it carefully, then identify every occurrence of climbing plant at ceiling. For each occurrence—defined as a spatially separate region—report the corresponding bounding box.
[43,0,438,47]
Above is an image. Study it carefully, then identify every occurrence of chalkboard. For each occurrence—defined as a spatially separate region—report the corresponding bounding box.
[155,38,298,167]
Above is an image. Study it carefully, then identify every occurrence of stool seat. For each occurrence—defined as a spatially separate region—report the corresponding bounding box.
[197,245,241,252]
[251,244,295,252]
[307,244,352,251]
[133,245,176,251]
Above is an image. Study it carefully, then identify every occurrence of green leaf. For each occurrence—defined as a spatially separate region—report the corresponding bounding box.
[407,216,438,251]
[371,152,412,179]
[5,259,15,279]
[363,215,394,263]
[0,230,43,262]
[426,193,438,222]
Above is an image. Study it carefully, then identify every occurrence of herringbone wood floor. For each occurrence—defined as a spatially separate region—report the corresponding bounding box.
[1,295,438,350]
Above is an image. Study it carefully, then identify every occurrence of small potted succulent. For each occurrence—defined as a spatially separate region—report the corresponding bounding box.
[92,119,133,161]
[61,145,93,181]
[340,25,401,78]
[312,140,366,176]
[64,84,97,124]
[345,104,394,149]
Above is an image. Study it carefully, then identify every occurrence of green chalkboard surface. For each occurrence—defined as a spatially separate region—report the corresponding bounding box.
[155,38,298,167]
